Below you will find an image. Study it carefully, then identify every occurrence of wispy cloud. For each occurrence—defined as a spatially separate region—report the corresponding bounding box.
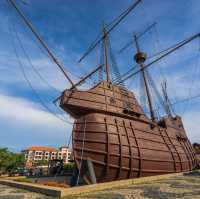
[0,93,73,151]
[183,109,200,143]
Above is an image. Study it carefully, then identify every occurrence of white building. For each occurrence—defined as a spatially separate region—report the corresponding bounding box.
[24,146,72,168]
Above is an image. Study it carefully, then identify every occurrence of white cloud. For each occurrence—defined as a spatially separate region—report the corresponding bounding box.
[183,110,200,143]
[0,93,68,125]
[0,53,74,91]
[0,93,73,151]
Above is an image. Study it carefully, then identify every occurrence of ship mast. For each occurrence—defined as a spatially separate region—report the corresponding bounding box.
[116,32,200,85]
[78,0,142,63]
[8,0,74,87]
[116,29,200,119]
[103,26,110,83]
[134,34,156,121]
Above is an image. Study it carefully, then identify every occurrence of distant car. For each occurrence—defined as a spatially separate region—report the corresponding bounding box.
[8,170,18,177]
[17,168,25,176]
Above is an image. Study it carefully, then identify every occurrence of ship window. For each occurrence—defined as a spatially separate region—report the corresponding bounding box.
[176,135,187,142]
[123,108,140,117]
[158,120,166,128]
[110,97,116,104]
[123,102,133,110]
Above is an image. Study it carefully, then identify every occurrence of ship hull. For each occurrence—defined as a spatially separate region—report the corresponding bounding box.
[72,113,196,184]
[60,81,197,184]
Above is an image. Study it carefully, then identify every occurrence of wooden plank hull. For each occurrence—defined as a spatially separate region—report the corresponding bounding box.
[60,81,197,184]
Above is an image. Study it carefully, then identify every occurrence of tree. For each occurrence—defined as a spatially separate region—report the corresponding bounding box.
[193,143,200,154]
[0,148,12,171]
[63,162,75,172]
[0,148,25,173]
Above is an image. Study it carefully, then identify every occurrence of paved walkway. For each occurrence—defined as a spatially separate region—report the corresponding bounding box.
[1,171,200,198]
[0,184,55,199]
[67,171,200,199]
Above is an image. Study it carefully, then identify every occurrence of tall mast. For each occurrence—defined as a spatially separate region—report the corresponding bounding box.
[134,34,156,121]
[8,0,74,87]
[103,26,110,83]
[78,0,142,63]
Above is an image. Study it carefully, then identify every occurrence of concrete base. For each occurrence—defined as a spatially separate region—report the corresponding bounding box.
[0,179,61,197]
[0,172,188,198]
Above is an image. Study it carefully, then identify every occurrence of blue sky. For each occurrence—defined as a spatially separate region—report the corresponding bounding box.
[0,0,200,152]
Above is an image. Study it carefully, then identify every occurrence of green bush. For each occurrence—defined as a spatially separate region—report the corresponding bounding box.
[0,148,25,172]
[63,162,75,172]
[33,160,48,166]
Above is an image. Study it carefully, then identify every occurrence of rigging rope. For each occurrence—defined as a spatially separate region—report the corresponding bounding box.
[139,72,147,113]
[24,26,95,88]
[152,25,176,116]
[67,132,72,148]
[76,118,87,185]
[145,69,168,117]
[78,0,141,62]
[152,24,166,81]
[8,0,95,89]
[13,24,61,93]
[10,22,73,125]
[113,64,138,84]
[154,92,200,113]
[107,33,125,87]
[98,36,104,82]
[147,36,193,60]
[182,51,200,115]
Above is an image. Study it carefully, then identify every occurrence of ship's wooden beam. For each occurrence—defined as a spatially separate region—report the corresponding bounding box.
[53,64,103,104]
[8,0,75,87]
[70,64,103,89]
[116,32,200,85]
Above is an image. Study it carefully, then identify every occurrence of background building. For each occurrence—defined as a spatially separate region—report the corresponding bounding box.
[57,146,72,163]
[23,146,72,168]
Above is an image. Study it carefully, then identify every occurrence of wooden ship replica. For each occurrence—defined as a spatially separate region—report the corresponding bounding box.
[60,37,198,184]
[9,0,198,184]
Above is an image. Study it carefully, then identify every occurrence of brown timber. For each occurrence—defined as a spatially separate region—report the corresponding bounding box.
[60,81,197,184]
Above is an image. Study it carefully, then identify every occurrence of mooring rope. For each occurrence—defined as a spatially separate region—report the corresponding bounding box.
[76,118,87,185]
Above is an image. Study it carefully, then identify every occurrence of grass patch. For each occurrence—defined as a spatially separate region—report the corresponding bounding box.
[13,177,33,183]
[9,188,28,194]
[0,195,22,199]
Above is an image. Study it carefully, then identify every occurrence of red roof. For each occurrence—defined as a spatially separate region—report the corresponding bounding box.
[26,146,57,152]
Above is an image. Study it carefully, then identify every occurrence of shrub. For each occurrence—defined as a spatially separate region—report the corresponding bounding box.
[63,162,75,172]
